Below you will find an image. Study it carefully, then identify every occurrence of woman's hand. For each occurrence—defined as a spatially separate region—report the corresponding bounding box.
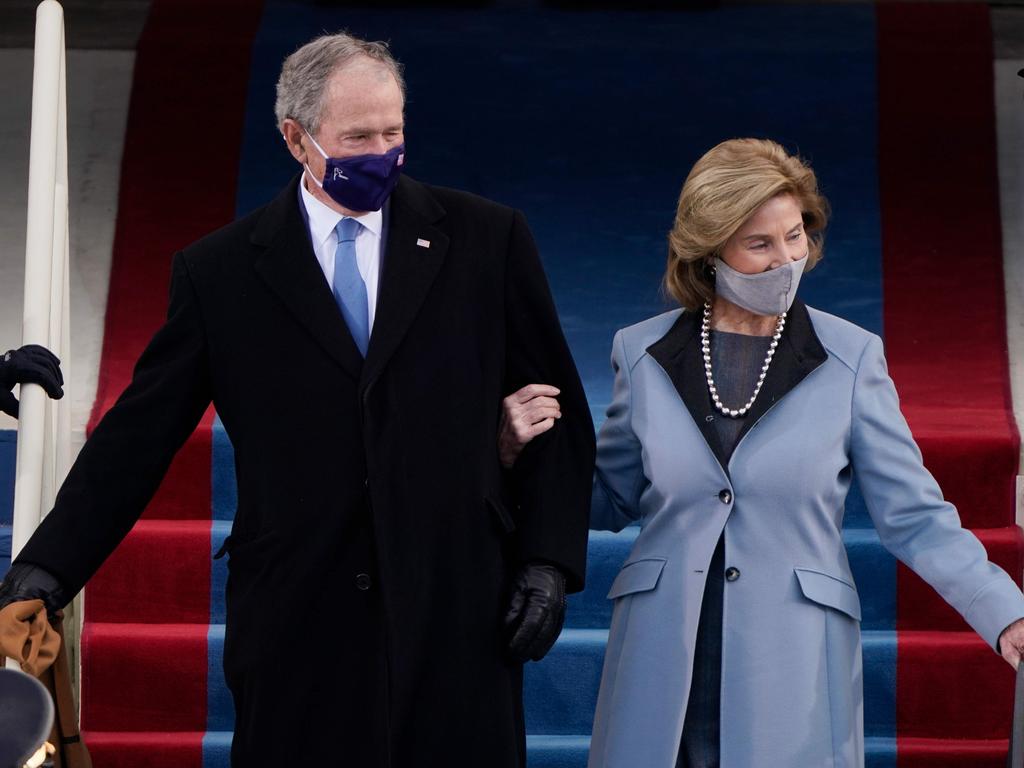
[998,617,1024,668]
[499,384,561,468]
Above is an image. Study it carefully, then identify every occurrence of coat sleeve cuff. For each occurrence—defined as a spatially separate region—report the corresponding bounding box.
[964,577,1024,652]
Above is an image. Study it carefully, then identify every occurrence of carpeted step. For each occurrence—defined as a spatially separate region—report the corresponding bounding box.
[86,520,221,624]
[911,425,1018,530]
[897,631,1017,741]
[78,731,1011,768]
[81,623,210,732]
[81,731,208,768]
[897,736,1012,768]
[84,520,1023,633]
[81,622,1008,743]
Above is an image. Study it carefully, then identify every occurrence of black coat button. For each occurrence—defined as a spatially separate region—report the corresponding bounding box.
[725,567,740,582]
[356,573,372,591]
[718,489,732,504]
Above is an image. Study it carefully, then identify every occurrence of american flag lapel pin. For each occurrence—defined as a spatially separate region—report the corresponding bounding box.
[416,238,431,248]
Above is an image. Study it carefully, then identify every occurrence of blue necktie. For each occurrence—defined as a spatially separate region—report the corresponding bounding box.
[333,217,370,357]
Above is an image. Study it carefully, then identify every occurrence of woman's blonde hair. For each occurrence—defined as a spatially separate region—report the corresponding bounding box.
[663,138,830,310]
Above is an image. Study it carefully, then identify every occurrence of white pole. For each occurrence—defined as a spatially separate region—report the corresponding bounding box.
[12,0,65,561]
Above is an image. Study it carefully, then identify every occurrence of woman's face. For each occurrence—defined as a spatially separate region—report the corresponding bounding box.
[718,193,807,275]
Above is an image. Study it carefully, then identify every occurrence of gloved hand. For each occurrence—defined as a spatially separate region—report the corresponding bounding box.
[504,562,566,662]
[0,562,66,617]
[0,345,64,418]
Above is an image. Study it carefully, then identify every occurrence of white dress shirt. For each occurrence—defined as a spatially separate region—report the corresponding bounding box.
[300,174,383,331]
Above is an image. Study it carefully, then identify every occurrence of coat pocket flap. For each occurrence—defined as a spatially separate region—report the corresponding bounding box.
[795,568,862,621]
[607,558,668,600]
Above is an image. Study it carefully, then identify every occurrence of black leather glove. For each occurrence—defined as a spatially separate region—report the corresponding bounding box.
[0,562,67,617]
[504,562,567,663]
[0,344,64,418]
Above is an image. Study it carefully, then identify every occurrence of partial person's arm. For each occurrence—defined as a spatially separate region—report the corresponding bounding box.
[0,344,64,418]
[499,328,645,532]
[850,334,1024,666]
[590,330,644,532]
[10,252,213,601]
[499,384,561,468]
[500,209,595,662]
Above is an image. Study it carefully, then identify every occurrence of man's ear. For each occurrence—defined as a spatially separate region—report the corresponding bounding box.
[281,119,308,164]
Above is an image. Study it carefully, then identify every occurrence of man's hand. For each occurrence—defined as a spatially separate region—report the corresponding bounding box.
[499,384,560,468]
[999,617,1024,668]
[504,562,566,662]
[0,345,64,418]
[0,563,66,617]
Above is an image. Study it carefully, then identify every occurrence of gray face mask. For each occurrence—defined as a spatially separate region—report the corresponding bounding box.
[713,256,808,316]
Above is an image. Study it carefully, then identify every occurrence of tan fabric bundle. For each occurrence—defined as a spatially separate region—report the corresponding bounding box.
[0,599,91,768]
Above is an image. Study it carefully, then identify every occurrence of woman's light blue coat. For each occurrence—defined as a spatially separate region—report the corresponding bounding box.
[587,305,1024,768]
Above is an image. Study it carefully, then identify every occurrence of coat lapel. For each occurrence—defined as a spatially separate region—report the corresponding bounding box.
[361,176,449,391]
[251,175,364,381]
[647,310,731,473]
[645,299,828,474]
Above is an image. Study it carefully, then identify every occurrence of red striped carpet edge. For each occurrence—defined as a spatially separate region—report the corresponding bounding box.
[80,0,265,762]
[877,4,1023,765]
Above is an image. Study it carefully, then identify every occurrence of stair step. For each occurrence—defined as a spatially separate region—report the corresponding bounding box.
[898,736,1011,767]
[138,416,214,521]
[81,623,1008,740]
[898,631,1016,741]
[912,423,1019,530]
[81,623,211,732]
[85,521,1022,632]
[81,731,206,768]
[79,731,1010,768]
[86,521,219,624]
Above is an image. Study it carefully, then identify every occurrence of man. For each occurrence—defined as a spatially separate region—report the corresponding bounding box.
[0,34,594,767]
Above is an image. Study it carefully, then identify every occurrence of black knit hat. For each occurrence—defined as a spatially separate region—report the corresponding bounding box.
[0,669,53,768]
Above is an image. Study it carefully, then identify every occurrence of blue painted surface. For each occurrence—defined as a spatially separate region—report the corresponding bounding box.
[0,431,15,527]
[201,731,232,768]
[212,414,237,522]
[0,431,16,577]
[229,4,894,761]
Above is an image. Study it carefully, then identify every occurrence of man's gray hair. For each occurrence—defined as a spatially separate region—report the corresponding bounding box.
[274,32,405,136]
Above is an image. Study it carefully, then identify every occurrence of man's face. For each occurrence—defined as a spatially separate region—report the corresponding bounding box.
[284,58,405,215]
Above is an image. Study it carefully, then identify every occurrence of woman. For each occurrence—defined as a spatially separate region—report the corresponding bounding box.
[500,138,1024,768]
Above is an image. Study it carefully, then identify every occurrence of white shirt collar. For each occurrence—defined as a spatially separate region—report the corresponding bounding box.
[299,172,383,247]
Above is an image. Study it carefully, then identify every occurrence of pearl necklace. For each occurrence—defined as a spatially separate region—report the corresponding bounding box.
[701,302,786,418]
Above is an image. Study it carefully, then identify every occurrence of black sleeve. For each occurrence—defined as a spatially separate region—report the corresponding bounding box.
[14,252,213,595]
[503,209,595,593]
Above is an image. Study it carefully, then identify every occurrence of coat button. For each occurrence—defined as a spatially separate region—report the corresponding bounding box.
[718,489,732,504]
[356,573,372,591]
[725,567,740,582]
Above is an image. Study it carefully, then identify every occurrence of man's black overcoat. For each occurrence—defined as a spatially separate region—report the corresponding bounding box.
[16,175,596,767]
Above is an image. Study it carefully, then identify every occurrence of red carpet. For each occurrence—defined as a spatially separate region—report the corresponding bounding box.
[877,4,1023,764]
[80,0,265,757]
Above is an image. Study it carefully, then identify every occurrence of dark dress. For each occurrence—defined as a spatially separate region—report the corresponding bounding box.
[677,329,772,768]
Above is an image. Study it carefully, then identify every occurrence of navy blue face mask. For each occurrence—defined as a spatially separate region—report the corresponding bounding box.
[303,130,405,212]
